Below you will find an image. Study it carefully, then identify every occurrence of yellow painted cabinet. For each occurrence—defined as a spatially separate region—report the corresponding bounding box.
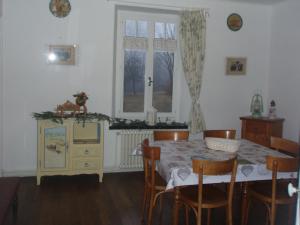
[37,119,104,185]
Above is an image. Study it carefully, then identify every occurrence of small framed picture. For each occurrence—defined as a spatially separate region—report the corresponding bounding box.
[226,57,247,75]
[47,45,76,65]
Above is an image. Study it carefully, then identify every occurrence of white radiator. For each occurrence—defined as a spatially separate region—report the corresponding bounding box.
[117,130,153,169]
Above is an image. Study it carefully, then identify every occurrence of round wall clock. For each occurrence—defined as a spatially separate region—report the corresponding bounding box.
[49,0,71,18]
[227,13,243,31]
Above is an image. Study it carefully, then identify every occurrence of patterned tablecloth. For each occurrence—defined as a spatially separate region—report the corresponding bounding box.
[146,139,297,190]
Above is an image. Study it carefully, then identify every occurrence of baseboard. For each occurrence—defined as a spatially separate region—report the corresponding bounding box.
[104,166,143,173]
[2,170,36,177]
[1,167,142,177]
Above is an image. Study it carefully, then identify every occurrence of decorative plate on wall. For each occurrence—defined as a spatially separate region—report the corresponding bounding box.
[227,13,243,31]
[49,0,71,18]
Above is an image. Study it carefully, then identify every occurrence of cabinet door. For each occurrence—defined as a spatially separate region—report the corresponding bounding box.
[39,122,69,171]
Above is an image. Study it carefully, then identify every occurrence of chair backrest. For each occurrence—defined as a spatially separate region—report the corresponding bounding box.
[270,136,300,157]
[203,130,236,140]
[266,155,299,202]
[153,130,189,141]
[192,156,238,209]
[266,155,299,173]
[142,138,160,186]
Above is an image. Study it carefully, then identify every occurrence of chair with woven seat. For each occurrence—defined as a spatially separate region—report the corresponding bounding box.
[141,139,167,225]
[174,156,238,225]
[153,130,189,141]
[270,136,300,157]
[244,155,299,225]
[203,130,236,140]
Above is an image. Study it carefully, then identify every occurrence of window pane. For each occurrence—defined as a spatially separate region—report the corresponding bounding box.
[125,20,136,37]
[166,23,175,39]
[123,50,145,112]
[153,51,174,112]
[137,21,148,37]
[155,22,165,38]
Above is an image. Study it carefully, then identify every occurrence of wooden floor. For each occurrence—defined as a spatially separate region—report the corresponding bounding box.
[7,172,294,225]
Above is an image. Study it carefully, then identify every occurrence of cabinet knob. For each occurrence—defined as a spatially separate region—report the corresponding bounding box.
[84,162,89,167]
[85,149,89,155]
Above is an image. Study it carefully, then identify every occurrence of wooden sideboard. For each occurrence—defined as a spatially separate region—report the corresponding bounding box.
[37,119,104,185]
[240,116,284,147]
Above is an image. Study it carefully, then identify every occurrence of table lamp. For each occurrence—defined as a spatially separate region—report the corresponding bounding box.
[250,94,263,117]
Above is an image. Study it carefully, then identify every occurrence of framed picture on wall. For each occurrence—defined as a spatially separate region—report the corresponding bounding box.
[47,45,76,65]
[226,57,247,75]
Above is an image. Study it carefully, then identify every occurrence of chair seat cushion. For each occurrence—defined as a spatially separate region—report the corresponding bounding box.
[180,184,227,208]
[0,177,21,224]
[248,180,296,205]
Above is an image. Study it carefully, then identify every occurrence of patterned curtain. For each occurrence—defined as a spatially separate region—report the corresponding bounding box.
[179,10,206,134]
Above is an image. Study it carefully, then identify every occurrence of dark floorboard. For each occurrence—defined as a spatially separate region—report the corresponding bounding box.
[6,172,295,225]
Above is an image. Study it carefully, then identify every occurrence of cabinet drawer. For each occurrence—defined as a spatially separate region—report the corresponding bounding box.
[72,145,100,157]
[72,159,100,170]
[245,122,266,134]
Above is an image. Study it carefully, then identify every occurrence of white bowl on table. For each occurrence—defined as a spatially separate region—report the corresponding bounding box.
[205,137,241,153]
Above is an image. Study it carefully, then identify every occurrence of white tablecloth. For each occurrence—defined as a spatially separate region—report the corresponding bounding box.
[148,139,297,190]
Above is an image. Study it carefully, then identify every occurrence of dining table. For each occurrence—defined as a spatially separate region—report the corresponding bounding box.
[141,138,297,225]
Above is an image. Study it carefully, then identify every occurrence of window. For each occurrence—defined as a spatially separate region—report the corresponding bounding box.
[115,9,180,120]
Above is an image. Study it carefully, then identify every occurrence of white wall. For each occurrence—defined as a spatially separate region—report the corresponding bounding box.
[269,0,300,141]
[199,4,271,131]
[2,0,115,174]
[0,0,3,176]
[2,0,271,174]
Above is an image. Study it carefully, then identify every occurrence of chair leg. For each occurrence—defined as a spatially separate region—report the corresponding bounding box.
[141,185,149,224]
[241,182,249,225]
[173,188,181,225]
[226,204,233,225]
[197,206,202,225]
[207,209,211,225]
[185,205,189,225]
[244,198,251,225]
[147,190,155,225]
[269,204,276,225]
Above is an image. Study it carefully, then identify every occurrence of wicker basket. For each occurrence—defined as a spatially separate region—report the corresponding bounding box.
[205,137,240,153]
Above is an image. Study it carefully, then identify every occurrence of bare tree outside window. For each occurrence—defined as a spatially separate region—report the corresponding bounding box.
[153,52,174,112]
[153,22,175,112]
[119,17,177,115]
[123,50,145,112]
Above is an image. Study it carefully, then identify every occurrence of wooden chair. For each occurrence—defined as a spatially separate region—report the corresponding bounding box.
[141,139,167,225]
[270,136,300,157]
[244,155,299,225]
[153,130,189,141]
[174,156,238,225]
[203,130,236,140]
[141,132,188,224]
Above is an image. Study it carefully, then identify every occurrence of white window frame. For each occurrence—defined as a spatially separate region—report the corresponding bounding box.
[114,8,180,121]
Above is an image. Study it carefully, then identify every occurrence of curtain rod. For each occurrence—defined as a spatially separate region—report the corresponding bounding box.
[107,0,210,17]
